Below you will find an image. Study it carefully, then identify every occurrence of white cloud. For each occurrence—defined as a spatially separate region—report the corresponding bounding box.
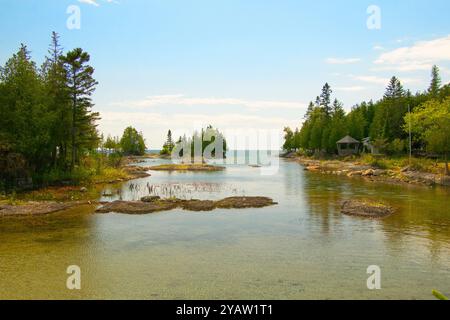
[373,45,385,51]
[110,94,305,111]
[78,0,118,6]
[334,86,366,92]
[325,57,361,65]
[350,75,421,86]
[78,0,99,6]
[374,35,450,72]
[99,111,299,149]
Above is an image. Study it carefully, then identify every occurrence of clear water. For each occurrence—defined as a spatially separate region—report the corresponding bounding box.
[1,153,449,299]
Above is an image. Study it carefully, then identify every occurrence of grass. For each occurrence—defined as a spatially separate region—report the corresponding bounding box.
[359,154,445,174]
[1,155,132,203]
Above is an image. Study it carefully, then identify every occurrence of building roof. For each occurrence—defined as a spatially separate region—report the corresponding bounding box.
[337,135,360,144]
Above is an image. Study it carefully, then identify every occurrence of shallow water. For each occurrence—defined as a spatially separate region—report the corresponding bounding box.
[1,153,449,299]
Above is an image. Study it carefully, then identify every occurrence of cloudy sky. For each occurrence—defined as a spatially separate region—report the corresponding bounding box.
[1,0,450,148]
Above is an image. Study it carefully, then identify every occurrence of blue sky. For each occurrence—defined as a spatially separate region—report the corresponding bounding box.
[1,0,450,148]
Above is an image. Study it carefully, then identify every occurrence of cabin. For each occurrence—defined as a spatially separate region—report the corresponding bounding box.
[362,137,379,155]
[337,136,360,156]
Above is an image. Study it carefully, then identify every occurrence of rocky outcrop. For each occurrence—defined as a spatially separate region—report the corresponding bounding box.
[96,196,277,215]
[341,200,394,219]
[0,201,94,217]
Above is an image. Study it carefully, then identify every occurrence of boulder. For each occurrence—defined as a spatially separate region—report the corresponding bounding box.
[362,169,375,177]
[341,200,394,219]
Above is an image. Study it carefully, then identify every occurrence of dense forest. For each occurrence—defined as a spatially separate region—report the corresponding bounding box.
[0,33,147,190]
[283,66,450,173]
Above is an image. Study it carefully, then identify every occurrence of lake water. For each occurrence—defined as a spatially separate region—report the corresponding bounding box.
[1,153,449,299]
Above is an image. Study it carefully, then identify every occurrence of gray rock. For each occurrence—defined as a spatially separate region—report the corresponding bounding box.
[140,196,161,203]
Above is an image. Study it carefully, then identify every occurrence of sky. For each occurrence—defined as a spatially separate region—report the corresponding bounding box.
[1,0,450,149]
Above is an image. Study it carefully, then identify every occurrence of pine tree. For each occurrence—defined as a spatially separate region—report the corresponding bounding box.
[384,76,404,99]
[428,65,441,98]
[41,32,71,169]
[320,83,333,116]
[61,48,100,168]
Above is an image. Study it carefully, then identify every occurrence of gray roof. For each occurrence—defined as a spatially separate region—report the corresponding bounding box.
[337,135,360,144]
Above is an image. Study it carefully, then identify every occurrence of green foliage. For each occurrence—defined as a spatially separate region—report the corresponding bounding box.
[0,33,101,190]
[120,126,146,156]
[361,154,389,169]
[284,66,450,164]
[404,97,450,174]
[432,290,449,300]
[160,130,175,155]
[173,126,227,159]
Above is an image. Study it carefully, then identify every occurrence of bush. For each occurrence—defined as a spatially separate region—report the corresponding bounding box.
[361,154,389,169]
[387,139,406,155]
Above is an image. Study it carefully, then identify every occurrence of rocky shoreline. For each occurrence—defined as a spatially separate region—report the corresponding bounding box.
[292,157,450,187]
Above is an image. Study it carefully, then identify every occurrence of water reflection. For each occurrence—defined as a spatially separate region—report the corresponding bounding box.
[0,154,449,299]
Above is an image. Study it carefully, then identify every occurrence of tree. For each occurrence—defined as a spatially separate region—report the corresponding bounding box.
[0,44,52,172]
[428,65,441,98]
[283,127,294,152]
[384,76,404,99]
[41,32,71,169]
[161,130,175,155]
[104,135,120,152]
[61,48,100,168]
[404,97,450,175]
[120,127,146,156]
[320,83,333,116]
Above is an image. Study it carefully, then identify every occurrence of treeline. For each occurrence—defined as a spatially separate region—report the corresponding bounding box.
[284,66,450,161]
[0,32,100,189]
[0,33,149,190]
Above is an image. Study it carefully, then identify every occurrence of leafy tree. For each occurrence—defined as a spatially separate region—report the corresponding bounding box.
[283,127,295,152]
[104,135,120,152]
[120,127,146,156]
[405,97,450,175]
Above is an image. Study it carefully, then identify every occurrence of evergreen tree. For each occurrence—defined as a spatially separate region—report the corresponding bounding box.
[62,48,100,168]
[161,129,175,155]
[320,83,333,116]
[428,65,441,98]
[384,76,404,99]
[41,32,71,169]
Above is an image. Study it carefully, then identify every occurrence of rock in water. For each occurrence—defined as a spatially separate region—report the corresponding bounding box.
[140,196,161,203]
[341,200,394,218]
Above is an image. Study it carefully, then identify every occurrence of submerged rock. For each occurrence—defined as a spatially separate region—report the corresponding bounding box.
[140,196,161,203]
[96,196,277,215]
[341,200,394,219]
